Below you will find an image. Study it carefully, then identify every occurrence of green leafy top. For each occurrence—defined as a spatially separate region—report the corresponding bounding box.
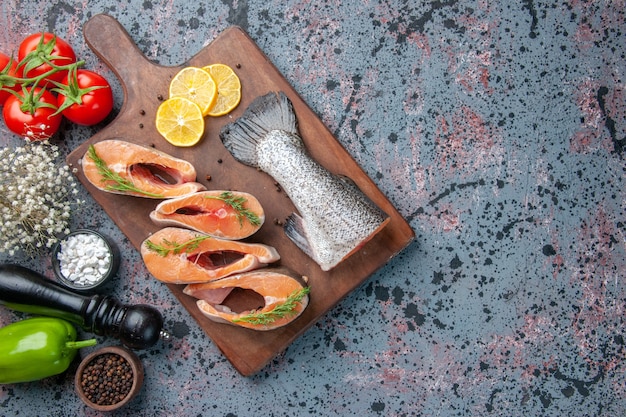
[51,66,109,116]
[204,191,261,227]
[144,235,211,257]
[232,286,310,325]
[87,145,164,198]
[0,34,87,116]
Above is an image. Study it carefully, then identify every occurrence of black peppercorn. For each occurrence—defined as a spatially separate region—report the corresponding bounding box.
[81,353,133,406]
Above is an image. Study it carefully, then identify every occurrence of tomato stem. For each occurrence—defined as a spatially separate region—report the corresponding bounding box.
[50,65,107,116]
[0,61,87,115]
[0,33,85,115]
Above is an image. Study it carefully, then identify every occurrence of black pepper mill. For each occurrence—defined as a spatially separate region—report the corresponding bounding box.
[0,264,168,349]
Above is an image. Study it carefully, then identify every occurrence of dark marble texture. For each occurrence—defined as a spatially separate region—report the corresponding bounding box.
[1,1,624,416]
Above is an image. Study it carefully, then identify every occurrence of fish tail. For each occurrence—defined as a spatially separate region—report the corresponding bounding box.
[284,213,320,265]
[220,92,298,167]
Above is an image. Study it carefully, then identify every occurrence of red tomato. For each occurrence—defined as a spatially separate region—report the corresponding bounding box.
[3,87,63,140]
[18,32,76,84]
[57,69,113,125]
[0,52,20,105]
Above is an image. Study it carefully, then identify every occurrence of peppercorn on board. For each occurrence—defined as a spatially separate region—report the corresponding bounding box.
[66,14,415,376]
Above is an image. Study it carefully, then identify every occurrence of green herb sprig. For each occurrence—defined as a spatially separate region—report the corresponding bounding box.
[232,286,310,325]
[205,191,261,227]
[144,235,211,257]
[87,144,164,198]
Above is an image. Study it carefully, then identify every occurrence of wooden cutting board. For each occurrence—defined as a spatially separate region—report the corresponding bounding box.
[67,14,415,376]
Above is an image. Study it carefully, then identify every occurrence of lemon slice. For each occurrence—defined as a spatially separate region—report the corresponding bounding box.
[155,97,205,147]
[202,64,242,116]
[169,67,217,116]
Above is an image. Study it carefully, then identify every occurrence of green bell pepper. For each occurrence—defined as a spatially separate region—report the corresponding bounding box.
[0,317,97,384]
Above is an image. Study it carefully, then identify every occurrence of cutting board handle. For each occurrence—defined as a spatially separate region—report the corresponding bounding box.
[83,14,162,99]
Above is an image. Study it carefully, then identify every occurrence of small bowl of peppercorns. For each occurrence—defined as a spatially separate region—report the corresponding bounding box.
[75,345,144,411]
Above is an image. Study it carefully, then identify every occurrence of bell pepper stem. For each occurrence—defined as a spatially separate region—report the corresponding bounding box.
[66,338,98,349]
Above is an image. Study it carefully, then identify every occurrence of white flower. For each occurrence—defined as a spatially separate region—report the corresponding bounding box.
[0,140,82,257]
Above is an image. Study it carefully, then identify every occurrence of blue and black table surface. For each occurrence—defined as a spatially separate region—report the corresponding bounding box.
[0,2,624,416]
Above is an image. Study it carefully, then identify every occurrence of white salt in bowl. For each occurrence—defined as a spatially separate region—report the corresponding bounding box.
[52,229,120,293]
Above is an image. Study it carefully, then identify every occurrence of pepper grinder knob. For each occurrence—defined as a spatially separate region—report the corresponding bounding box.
[117,304,164,349]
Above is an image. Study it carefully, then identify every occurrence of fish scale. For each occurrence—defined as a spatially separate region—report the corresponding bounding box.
[221,92,389,271]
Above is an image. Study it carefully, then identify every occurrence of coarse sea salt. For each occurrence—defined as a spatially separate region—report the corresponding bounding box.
[57,232,112,286]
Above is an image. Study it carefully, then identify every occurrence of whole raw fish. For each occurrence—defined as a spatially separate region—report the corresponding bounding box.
[220,92,389,271]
